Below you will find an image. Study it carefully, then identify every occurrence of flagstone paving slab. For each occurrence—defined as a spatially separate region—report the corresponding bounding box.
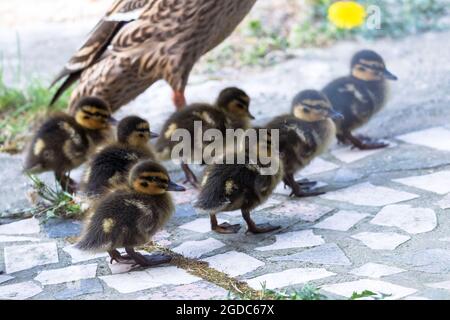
[100,266,201,294]
[0,281,43,300]
[54,279,104,300]
[0,235,41,243]
[350,263,406,279]
[0,274,14,285]
[322,183,419,207]
[299,158,340,176]
[0,218,40,235]
[331,146,386,164]
[322,279,417,300]
[179,218,229,234]
[394,171,450,195]
[35,264,98,285]
[63,245,108,263]
[256,230,325,252]
[437,194,450,209]
[270,203,333,222]
[4,242,59,274]
[270,243,351,266]
[371,205,437,234]
[352,232,411,250]
[314,211,369,231]
[404,249,450,274]
[140,281,228,300]
[398,127,450,152]
[427,281,450,291]
[246,268,335,290]
[173,238,225,259]
[202,251,265,277]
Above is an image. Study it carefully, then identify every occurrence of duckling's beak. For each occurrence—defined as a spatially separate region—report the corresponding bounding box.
[167,181,186,192]
[247,112,256,120]
[108,117,119,125]
[328,110,344,121]
[383,69,398,81]
[150,131,159,139]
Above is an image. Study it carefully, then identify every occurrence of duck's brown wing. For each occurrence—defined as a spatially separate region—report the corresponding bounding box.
[50,0,152,105]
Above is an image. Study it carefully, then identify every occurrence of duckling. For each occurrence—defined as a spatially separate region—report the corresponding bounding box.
[323,50,398,150]
[81,116,159,197]
[266,90,343,197]
[195,130,283,234]
[156,87,254,187]
[23,97,114,193]
[77,160,185,268]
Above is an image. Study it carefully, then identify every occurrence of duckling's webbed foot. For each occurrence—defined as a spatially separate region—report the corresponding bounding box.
[296,178,318,188]
[108,249,135,264]
[210,214,241,234]
[181,163,200,189]
[284,174,325,198]
[125,248,172,268]
[242,210,281,234]
[345,132,389,150]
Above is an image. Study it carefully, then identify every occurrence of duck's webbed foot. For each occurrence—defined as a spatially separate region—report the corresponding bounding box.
[242,209,281,234]
[345,132,389,150]
[108,250,134,264]
[210,214,241,234]
[125,248,172,268]
[296,178,318,189]
[181,163,200,189]
[55,172,78,194]
[284,174,325,198]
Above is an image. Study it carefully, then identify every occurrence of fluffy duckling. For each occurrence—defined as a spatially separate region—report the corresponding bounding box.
[24,97,114,193]
[195,131,283,234]
[81,116,159,197]
[323,50,398,150]
[266,90,343,197]
[156,87,254,187]
[77,160,185,268]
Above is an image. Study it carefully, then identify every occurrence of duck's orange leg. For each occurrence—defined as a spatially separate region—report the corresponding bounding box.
[173,90,187,110]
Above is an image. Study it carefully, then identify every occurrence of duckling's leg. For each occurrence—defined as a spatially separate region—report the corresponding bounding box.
[125,247,172,268]
[210,214,241,234]
[173,90,187,110]
[181,163,200,188]
[55,171,77,194]
[284,174,325,198]
[344,131,389,150]
[242,209,281,234]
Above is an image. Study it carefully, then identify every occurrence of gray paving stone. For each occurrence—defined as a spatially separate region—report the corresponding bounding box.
[0,281,43,300]
[63,245,108,263]
[299,158,339,176]
[314,211,369,231]
[174,204,198,218]
[179,218,229,234]
[371,205,437,234]
[427,281,450,292]
[4,242,59,274]
[0,218,40,235]
[173,238,225,259]
[398,127,450,151]
[54,279,104,300]
[35,264,98,285]
[270,243,351,266]
[322,279,417,300]
[350,263,406,278]
[43,219,82,239]
[331,145,387,164]
[139,281,228,300]
[246,268,335,290]
[322,183,419,207]
[202,251,265,277]
[404,249,450,274]
[256,230,325,252]
[394,171,450,195]
[0,235,40,243]
[270,203,333,222]
[0,274,14,285]
[352,232,411,250]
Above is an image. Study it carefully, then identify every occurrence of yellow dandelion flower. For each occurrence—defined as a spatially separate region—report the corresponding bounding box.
[328,1,367,29]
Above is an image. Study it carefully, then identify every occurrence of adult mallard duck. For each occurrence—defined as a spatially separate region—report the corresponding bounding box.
[50,0,257,112]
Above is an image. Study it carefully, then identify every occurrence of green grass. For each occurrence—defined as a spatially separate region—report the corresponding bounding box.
[26,173,83,221]
[0,69,72,153]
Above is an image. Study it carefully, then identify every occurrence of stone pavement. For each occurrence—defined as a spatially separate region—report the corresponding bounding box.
[1,23,450,299]
[1,127,450,300]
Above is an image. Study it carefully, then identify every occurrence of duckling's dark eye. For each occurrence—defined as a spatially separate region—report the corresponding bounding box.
[357,66,367,72]
[303,107,311,114]
[140,182,149,188]
[84,116,90,120]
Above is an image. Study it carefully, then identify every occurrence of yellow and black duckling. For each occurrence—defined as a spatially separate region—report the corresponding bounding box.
[266,90,343,197]
[156,87,254,187]
[24,97,114,193]
[323,49,398,150]
[81,116,159,198]
[195,131,283,234]
[77,160,185,268]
